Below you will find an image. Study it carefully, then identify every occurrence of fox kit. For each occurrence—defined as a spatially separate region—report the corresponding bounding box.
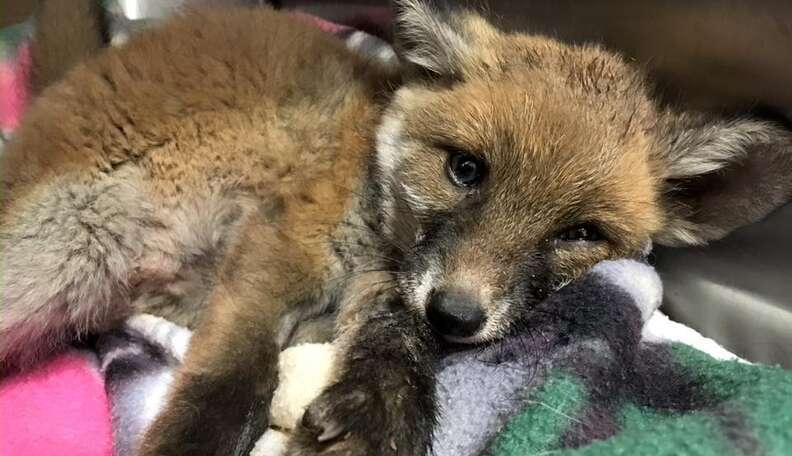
[2,0,792,454]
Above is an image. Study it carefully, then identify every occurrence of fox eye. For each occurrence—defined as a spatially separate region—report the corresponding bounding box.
[557,223,604,242]
[446,151,486,188]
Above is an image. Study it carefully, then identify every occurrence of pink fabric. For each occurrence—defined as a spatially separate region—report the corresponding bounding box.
[0,350,113,456]
[0,42,30,134]
[291,12,354,35]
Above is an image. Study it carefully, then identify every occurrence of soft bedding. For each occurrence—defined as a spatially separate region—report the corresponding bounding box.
[75,259,792,456]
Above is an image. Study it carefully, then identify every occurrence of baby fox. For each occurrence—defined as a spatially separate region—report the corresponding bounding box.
[2,0,791,454]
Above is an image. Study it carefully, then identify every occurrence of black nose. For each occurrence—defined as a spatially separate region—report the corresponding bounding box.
[426,289,486,338]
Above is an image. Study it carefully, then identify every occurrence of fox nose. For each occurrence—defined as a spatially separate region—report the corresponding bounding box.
[426,289,486,339]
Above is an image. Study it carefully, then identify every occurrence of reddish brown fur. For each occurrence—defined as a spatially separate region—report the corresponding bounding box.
[383,16,665,322]
[6,10,384,219]
[2,7,388,321]
[1,9,395,453]
[376,5,790,344]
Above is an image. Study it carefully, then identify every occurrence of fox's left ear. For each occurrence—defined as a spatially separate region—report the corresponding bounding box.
[390,0,499,79]
[654,112,792,246]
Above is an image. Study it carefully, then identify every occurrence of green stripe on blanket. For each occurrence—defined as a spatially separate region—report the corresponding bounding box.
[674,344,792,455]
[491,372,587,455]
[492,344,792,456]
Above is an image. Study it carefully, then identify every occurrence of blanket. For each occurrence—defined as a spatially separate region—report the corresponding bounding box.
[91,259,792,456]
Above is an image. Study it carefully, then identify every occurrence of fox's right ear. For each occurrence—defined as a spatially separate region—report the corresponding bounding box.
[390,0,499,80]
[653,112,792,246]
[30,0,109,94]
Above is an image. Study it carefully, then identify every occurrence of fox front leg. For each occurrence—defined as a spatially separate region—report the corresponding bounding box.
[140,222,323,456]
[288,281,438,456]
[139,287,278,456]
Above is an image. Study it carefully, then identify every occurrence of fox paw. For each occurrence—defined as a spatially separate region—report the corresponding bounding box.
[286,380,384,455]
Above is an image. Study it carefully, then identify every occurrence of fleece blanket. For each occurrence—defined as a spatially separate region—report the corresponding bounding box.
[93,260,792,456]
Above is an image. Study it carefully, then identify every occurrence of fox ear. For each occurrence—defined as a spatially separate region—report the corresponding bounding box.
[30,0,109,94]
[391,0,497,79]
[654,112,792,246]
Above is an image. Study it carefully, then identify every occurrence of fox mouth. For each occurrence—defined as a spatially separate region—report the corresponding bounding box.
[439,332,493,345]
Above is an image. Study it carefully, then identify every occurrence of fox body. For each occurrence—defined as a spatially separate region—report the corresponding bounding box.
[2,1,791,455]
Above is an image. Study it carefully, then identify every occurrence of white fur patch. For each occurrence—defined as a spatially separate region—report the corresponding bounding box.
[374,105,411,240]
[412,261,441,316]
[375,109,407,179]
[401,182,431,211]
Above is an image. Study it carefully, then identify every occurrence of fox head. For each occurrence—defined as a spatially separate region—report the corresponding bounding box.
[378,0,792,342]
